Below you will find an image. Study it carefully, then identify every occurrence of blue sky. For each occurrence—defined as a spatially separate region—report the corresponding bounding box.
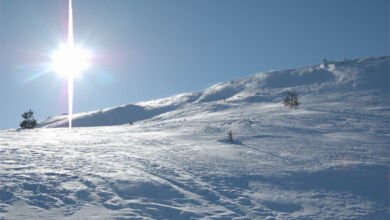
[0,0,388,129]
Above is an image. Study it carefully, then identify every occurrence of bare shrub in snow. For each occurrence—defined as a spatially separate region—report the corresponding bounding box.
[228,130,233,142]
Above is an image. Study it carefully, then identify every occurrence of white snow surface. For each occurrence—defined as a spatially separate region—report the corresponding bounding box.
[1,56,389,219]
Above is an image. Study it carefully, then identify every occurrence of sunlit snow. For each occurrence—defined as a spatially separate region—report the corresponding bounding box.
[1,56,389,219]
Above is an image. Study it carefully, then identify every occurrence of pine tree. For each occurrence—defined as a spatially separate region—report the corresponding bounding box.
[20,109,37,129]
[283,92,300,109]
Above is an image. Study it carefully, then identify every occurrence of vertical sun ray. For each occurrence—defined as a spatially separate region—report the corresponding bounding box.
[51,0,90,129]
[68,0,74,129]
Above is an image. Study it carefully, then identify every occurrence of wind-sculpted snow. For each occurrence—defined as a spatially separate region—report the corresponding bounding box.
[1,56,389,219]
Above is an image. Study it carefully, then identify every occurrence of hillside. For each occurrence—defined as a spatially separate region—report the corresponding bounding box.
[39,56,390,128]
[1,56,389,219]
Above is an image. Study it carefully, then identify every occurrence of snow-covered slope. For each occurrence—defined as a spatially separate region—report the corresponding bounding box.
[39,56,390,128]
[1,56,389,219]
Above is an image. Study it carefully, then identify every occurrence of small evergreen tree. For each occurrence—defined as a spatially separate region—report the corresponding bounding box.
[20,109,37,129]
[283,92,300,109]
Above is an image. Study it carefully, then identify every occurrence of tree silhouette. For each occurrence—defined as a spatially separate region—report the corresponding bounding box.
[20,109,37,129]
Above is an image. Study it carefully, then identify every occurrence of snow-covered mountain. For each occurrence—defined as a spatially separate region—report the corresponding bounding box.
[1,56,389,219]
[39,56,389,128]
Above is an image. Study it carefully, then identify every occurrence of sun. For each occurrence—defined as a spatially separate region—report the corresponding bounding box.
[51,43,91,77]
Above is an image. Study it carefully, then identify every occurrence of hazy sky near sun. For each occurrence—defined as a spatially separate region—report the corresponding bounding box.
[0,0,389,129]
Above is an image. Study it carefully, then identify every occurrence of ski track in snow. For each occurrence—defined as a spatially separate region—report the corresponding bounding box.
[0,57,389,219]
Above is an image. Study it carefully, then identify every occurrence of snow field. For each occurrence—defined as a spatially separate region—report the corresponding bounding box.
[1,56,389,219]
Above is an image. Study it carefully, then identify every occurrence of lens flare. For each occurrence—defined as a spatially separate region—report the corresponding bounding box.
[51,44,91,78]
[50,0,92,129]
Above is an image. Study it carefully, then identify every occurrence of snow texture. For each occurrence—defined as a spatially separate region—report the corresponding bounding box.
[1,56,389,219]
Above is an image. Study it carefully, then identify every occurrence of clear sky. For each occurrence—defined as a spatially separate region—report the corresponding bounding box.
[0,0,389,129]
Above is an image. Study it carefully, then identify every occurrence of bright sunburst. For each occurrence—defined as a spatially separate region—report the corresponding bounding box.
[50,0,91,129]
[51,44,91,78]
